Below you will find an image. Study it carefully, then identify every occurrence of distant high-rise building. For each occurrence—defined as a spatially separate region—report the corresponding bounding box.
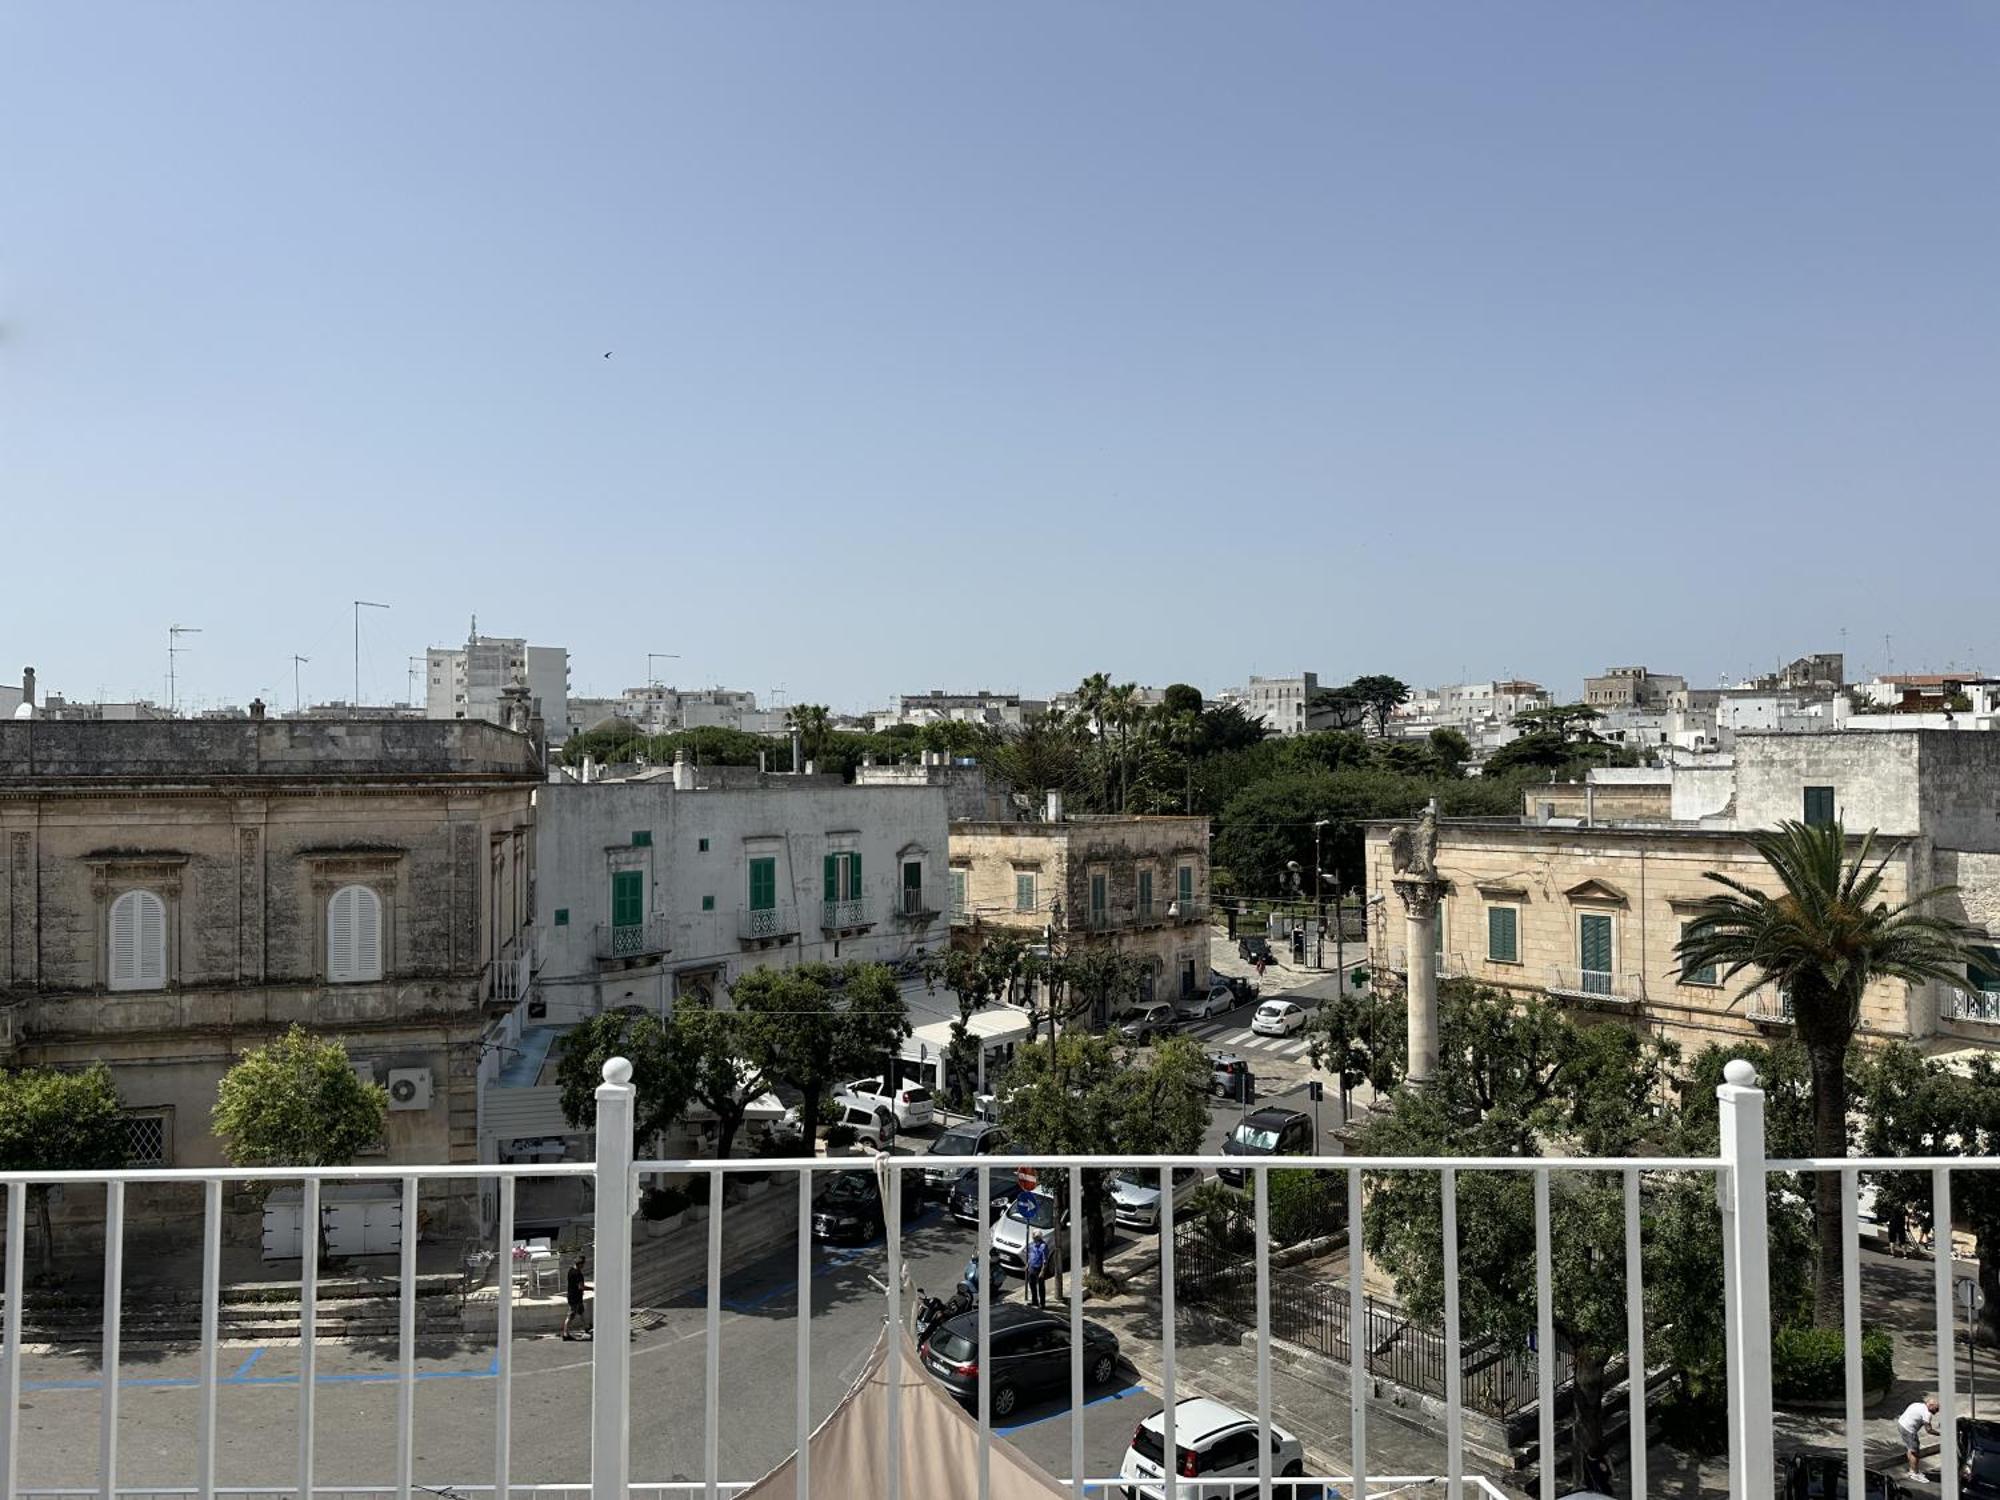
[425,622,568,742]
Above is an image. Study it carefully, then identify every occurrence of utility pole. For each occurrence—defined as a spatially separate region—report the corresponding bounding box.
[407,656,425,709]
[1313,819,1329,969]
[167,625,201,716]
[292,656,309,713]
[353,600,389,706]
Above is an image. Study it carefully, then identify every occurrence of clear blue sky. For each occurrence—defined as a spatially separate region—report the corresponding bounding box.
[5,4,1996,712]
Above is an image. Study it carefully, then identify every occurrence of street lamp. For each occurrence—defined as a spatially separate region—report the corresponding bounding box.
[1313,820,1330,969]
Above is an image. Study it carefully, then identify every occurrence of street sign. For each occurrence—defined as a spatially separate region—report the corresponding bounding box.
[1015,1167,1038,1194]
[1959,1275,1984,1313]
[1308,1079,1324,1103]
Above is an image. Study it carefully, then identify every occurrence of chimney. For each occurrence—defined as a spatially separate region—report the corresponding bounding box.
[249,698,266,721]
[1046,789,1064,823]
[758,750,767,773]
[790,730,803,772]
[20,667,34,708]
[673,747,694,792]
[582,754,596,784]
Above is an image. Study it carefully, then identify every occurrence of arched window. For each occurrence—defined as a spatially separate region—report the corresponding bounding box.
[108,890,166,992]
[327,885,383,983]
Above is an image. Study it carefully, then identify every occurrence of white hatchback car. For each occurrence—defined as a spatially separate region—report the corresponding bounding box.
[1118,1396,1310,1497]
[988,1186,1064,1276]
[1251,999,1307,1037]
[835,1076,935,1130]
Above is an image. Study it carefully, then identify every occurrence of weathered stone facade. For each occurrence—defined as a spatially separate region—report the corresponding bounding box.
[950,814,1211,1003]
[0,720,540,1180]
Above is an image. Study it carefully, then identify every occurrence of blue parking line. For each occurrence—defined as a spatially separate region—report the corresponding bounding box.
[994,1381,1146,1435]
[230,1348,265,1379]
[25,1354,503,1394]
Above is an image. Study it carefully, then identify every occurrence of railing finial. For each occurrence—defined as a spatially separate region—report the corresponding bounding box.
[1722,1057,1759,1088]
[601,1055,634,1086]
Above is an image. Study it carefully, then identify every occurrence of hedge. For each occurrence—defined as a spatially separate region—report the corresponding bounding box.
[1268,1169,1347,1246]
[1771,1325,1894,1399]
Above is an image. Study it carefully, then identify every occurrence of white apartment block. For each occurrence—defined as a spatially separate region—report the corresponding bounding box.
[887,690,1046,730]
[425,629,569,741]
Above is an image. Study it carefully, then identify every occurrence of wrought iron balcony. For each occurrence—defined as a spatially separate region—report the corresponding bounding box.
[1546,965,1644,1009]
[738,904,799,943]
[1943,985,2000,1024]
[820,897,872,932]
[0,1059,1877,1500]
[595,914,672,961]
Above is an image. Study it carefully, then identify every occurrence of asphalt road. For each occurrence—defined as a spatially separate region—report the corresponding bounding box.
[10,1061,1341,1494]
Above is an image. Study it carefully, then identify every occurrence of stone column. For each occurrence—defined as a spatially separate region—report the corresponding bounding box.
[1394,874,1445,1088]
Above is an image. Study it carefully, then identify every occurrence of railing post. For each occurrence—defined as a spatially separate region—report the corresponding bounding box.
[1717,1058,1773,1497]
[592,1058,635,1500]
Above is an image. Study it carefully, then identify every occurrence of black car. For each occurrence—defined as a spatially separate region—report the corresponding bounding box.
[1217,1107,1315,1187]
[1784,1451,1909,1498]
[919,1303,1122,1420]
[1237,935,1272,964]
[1211,971,1260,1003]
[810,1170,927,1243]
[922,1121,1010,1194]
[1962,1420,2000,1497]
[947,1166,1018,1226]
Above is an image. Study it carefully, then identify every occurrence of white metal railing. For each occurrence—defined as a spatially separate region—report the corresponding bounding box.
[1943,986,2000,1024]
[11,1060,1984,1500]
[1547,966,1643,1006]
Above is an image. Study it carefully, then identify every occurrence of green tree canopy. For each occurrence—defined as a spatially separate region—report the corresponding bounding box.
[212,1025,388,1168]
[734,962,910,1142]
[0,1063,127,1279]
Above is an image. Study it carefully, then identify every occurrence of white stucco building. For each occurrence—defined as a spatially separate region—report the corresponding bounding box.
[425,627,569,743]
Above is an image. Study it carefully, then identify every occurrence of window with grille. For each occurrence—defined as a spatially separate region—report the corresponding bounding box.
[123,1114,168,1167]
[108,890,167,992]
[327,885,384,983]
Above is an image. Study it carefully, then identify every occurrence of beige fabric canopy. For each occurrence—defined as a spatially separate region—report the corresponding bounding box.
[733,1330,1073,1498]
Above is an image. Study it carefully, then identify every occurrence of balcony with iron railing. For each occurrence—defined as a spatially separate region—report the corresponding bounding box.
[594,914,673,962]
[7,1060,1982,1500]
[893,887,940,922]
[1546,965,1645,1009]
[1943,985,2000,1025]
[820,897,872,933]
[739,903,800,944]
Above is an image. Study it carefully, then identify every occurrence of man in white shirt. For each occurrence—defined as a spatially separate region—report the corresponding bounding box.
[1899,1395,1941,1478]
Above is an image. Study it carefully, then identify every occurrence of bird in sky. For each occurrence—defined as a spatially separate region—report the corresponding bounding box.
[603,351,612,359]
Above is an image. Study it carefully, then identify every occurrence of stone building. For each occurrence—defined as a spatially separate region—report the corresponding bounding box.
[1367,728,2000,1057]
[1582,665,1687,711]
[0,717,541,1182]
[950,804,1211,1010]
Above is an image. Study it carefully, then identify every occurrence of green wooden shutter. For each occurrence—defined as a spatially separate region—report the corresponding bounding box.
[1680,921,1717,985]
[611,869,644,929]
[1091,872,1107,920]
[750,857,776,911]
[903,860,921,893]
[824,854,838,902]
[1804,786,1836,828]
[1488,906,1517,963]
[1579,913,1613,985]
[1178,866,1193,905]
[848,850,861,897]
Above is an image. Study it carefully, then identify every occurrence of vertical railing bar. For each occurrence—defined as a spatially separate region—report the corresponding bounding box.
[1841,1167,1862,1500]
[795,1166,811,1500]
[1718,1164,1740,1500]
[4,1181,26,1500]
[1534,1168,1553,1500]
[592,1072,633,1500]
[884,1164,902,1500]
[1069,1167,1084,1500]
[1348,1165,1365,1500]
[198,1179,222,1500]
[1162,1166,1177,1500]
[704,1167,723,1500]
[1936,1167,1959,1500]
[1255,1166,1272,1500]
[396,1177,417,1500]
[298,1179,319,1500]
[977,1165,991,1500]
[495,1177,514,1500]
[99,1182,124,1500]
[1623,1169,1646,1500]
[1442,1167,1462,1500]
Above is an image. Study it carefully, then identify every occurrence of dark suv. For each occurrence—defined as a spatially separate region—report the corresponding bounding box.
[1784,1451,1910,1498]
[922,1121,1009,1194]
[809,1169,927,1243]
[919,1303,1122,1420]
[1217,1107,1314,1187]
[1962,1420,2000,1497]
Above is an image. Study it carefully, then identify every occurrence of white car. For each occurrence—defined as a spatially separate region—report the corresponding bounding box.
[1118,1396,1309,1497]
[989,1186,1064,1275]
[1110,1166,1203,1231]
[835,1076,935,1130]
[1251,1000,1307,1037]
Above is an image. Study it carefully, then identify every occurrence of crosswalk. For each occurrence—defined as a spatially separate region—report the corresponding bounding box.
[1181,1017,1314,1061]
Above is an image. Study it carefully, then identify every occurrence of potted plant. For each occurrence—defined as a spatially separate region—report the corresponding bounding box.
[684,1173,712,1222]
[639,1183,688,1237]
[824,1122,859,1158]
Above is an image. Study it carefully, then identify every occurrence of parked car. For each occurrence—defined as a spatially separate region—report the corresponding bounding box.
[1237,935,1272,964]
[947,1166,1018,1226]
[1118,1396,1310,1498]
[1961,1420,2000,1497]
[1110,1166,1203,1231]
[1206,1051,1251,1100]
[922,1121,1009,1191]
[829,1101,895,1151]
[1116,1001,1180,1044]
[1218,1107,1315,1187]
[1783,1450,1909,1498]
[990,1186,1064,1274]
[809,1169,927,1243]
[919,1303,1121,1420]
[1175,982,1237,1023]
[1251,999,1307,1037]
[1212,971,1260,1003]
[835,1076,935,1130]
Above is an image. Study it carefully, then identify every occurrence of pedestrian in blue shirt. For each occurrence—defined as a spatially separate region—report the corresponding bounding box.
[1025,1231,1050,1308]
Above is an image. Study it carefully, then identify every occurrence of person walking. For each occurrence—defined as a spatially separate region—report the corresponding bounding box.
[1025,1231,1051,1309]
[1898,1395,1941,1479]
[562,1253,592,1341]
[1888,1201,1910,1257]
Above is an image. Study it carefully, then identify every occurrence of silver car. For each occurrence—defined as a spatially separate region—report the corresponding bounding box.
[989,1187,1063,1274]
[1110,1166,1203,1231]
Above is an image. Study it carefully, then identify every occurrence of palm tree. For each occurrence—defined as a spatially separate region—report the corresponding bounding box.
[785,704,832,767]
[1103,682,1141,810]
[1678,820,1973,1326]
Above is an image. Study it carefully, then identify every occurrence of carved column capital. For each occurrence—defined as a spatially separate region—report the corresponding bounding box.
[1392,875,1446,920]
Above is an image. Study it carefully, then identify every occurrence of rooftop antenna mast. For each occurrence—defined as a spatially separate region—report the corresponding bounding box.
[292,656,310,713]
[408,656,424,709]
[168,624,201,716]
[353,600,389,707]
[648,652,680,691]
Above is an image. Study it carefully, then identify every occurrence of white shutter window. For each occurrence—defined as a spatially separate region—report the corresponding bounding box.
[108,890,166,992]
[328,885,383,983]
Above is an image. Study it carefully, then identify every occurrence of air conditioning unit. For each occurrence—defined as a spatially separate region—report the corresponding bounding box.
[351,1060,379,1086]
[386,1068,434,1111]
